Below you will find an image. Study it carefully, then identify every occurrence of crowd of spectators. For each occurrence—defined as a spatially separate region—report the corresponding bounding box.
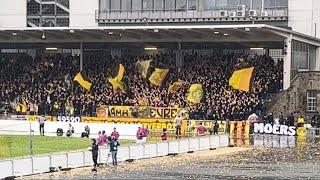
[0,51,283,120]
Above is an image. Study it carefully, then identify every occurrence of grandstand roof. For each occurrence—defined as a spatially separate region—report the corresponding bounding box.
[0,24,319,49]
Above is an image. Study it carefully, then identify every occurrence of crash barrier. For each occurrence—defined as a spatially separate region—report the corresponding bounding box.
[0,134,228,179]
[307,128,320,137]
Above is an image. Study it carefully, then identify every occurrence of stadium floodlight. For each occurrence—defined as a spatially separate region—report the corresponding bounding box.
[12,32,17,36]
[250,48,264,50]
[144,47,157,51]
[46,47,58,51]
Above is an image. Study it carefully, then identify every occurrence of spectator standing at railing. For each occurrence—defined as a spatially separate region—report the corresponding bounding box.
[196,122,207,136]
[287,113,295,126]
[97,131,104,146]
[108,136,119,166]
[38,115,45,136]
[111,127,120,140]
[161,128,168,141]
[213,121,219,135]
[136,127,143,144]
[84,125,90,138]
[175,115,183,138]
[66,124,74,137]
[141,125,149,143]
[99,130,107,145]
[90,138,99,172]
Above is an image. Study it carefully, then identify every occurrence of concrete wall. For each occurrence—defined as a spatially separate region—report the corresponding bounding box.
[288,0,320,38]
[69,0,99,28]
[0,0,26,28]
[0,120,139,140]
[269,72,320,118]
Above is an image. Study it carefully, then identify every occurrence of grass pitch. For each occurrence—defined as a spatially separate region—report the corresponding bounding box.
[0,135,133,159]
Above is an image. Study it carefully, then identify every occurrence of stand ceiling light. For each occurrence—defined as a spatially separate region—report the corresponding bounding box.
[144,47,157,51]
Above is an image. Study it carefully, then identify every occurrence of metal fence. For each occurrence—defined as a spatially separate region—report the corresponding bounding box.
[0,134,229,179]
[96,8,288,21]
[0,130,194,159]
[307,128,320,137]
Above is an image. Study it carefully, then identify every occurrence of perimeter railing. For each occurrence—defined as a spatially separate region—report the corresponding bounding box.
[0,134,229,179]
[307,128,320,138]
[95,8,288,21]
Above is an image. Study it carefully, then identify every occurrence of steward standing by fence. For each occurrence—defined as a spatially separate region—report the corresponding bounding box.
[109,136,119,166]
[38,115,45,136]
[175,115,183,138]
[90,139,99,172]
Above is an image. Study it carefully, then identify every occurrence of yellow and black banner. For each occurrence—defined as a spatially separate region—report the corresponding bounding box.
[168,80,183,93]
[107,64,125,93]
[81,117,187,133]
[74,72,92,91]
[149,68,169,86]
[229,67,254,92]
[187,84,203,104]
[106,106,181,119]
[135,60,152,78]
[229,121,251,139]
[187,120,227,133]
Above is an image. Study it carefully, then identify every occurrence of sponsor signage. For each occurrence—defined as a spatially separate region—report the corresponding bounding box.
[254,123,296,136]
[187,120,226,133]
[26,115,52,121]
[11,115,27,121]
[81,117,187,133]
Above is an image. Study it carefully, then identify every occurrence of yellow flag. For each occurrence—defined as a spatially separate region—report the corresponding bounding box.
[187,84,203,104]
[149,68,169,86]
[229,67,254,92]
[108,77,125,93]
[116,64,125,81]
[168,80,183,93]
[74,72,92,91]
[136,60,152,78]
[107,64,125,93]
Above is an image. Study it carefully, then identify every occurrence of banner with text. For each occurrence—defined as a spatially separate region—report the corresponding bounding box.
[187,120,227,133]
[107,106,182,119]
[81,117,187,133]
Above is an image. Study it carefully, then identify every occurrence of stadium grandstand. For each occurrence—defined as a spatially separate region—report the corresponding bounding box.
[0,0,319,119]
[0,0,319,121]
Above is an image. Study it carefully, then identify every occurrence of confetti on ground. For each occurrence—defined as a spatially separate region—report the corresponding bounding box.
[21,137,320,180]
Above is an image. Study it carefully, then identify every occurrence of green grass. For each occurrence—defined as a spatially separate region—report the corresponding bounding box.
[0,135,134,159]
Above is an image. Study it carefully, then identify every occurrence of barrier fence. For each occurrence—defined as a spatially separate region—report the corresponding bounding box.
[307,128,320,137]
[0,134,229,179]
